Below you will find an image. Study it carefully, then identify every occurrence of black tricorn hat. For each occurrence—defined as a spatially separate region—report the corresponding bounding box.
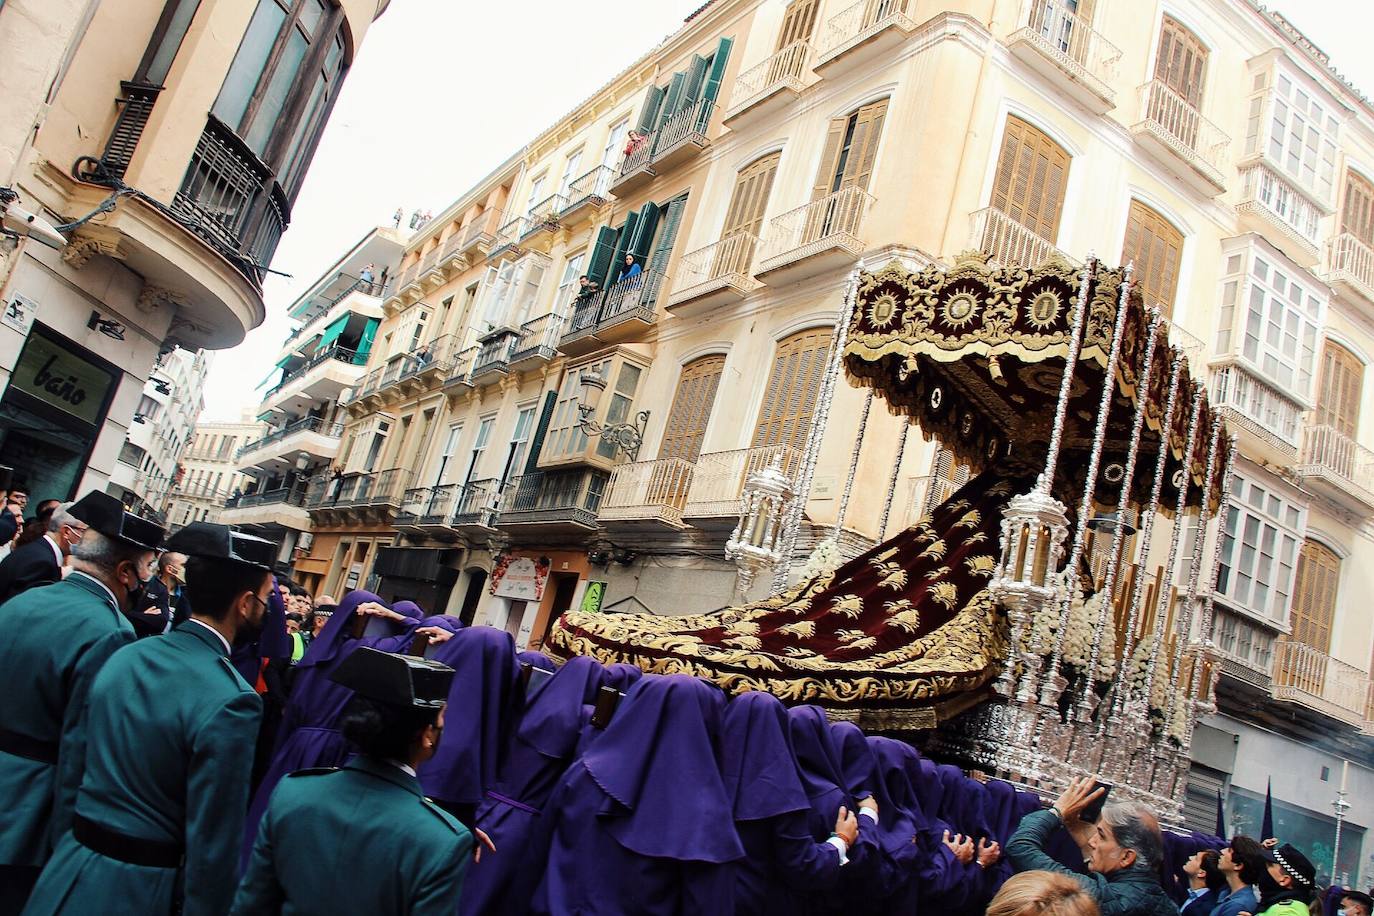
[68,490,164,551]
[329,646,453,709]
[164,522,275,570]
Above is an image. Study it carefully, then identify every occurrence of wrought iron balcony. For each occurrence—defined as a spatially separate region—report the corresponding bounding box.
[668,232,761,317]
[457,210,501,260]
[489,214,529,261]
[509,312,565,370]
[758,187,873,284]
[683,445,802,525]
[499,470,606,533]
[442,346,479,393]
[262,343,367,408]
[227,481,310,510]
[452,478,508,530]
[726,41,811,124]
[815,0,917,74]
[1295,423,1374,512]
[649,98,713,172]
[316,467,411,512]
[1326,232,1374,306]
[1271,640,1372,728]
[559,270,665,355]
[1236,161,1323,266]
[522,195,568,241]
[600,457,695,529]
[1209,363,1303,458]
[970,206,1073,269]
[612,135,656,194]
[1005,0,1120,112]
[561,166,614,223]
[236,416,343,469]
[470,330,519,385]
[1131,80,1230,195]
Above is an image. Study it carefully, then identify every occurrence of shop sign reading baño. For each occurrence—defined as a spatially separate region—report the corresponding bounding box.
[12,334,115,426]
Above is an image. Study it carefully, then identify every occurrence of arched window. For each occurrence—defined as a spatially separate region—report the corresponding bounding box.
[1315,342,1363,438]
[813,98,889,198]
[1121,200,1184,317]
[717,153,780,271]
[1340,171,1374,247]
[989,115,1071,244]
[752,327,833,450]
[1289,539,1339,653]
[660,355,727,462]
[1154,16,1208,108]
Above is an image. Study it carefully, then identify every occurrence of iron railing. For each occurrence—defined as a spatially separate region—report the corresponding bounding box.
[652,98,713,159]
[760,187,873,270]
[730,41,810,115]
[672,231,761,300]
[970,206,1070,268]
[1296,423,1374,500]
[510,312,565,363]
[462,210,502,249]
[684,446,802,517]
[472,332,518,376]
[601,457,695,525]
[1327,232,1374,300]
[1010,0,1120,99]
[818,0,916,62]
[265,344,366,398]
[1135,79,1230,184]
[503,470,606,526]
[563,166,614,212]
[236,416,343,459]
[1272,640,1372,726]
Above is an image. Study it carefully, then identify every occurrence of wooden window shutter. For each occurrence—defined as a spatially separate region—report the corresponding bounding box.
[644,194,689,308]
[684,54,710,106]
[990,116,1070,242]
[660,355,726,461]
[586,225,620,290]
[1341,171,1374,246]
[752,327,833,450]
[1121,200,1184,318]
[722,153,781,239]
[812,117,849,200]
[1289,540,1338,654]
[660,72,688,125]
[636,86,665,135]
[1155,16,1207,106]
[1316,342,1363,438]
[776,0,819,49]
[839,98,888,193]
[700,37,734,109]
[628,202,661,265]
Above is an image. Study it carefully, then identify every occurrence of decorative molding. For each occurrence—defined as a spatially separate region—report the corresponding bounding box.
[61,229,125,269]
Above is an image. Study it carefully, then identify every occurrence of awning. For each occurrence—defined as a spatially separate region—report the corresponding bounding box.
[357,317,380,361]
[318,313,350,351]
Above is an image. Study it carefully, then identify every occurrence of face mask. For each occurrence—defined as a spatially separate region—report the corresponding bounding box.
[1256,869,1285,899]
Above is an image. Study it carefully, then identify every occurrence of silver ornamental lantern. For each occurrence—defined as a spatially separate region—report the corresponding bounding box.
[989,486,1070,699]
[726,458,794,599]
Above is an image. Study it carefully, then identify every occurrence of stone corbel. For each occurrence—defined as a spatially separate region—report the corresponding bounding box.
[137,284,185,315]
[61,227,126,270]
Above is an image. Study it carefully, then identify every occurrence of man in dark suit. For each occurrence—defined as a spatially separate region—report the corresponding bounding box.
[0,503,87,604]
[1181,848,1226,914]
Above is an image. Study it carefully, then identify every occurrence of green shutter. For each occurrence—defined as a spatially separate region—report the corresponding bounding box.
[524,390,558,473]
[644,195,688,308]
[700,37,734,111]
[356,317,380,362]
[683,55,709,106]
[610,210,640,284]
[318,313,350,350]
[586,225,620,290]
[636,86,665,134]
[659,72,687,126]
[629,202,661,264]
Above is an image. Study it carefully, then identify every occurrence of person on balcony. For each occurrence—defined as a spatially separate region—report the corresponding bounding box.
[359,263,377,293]
[576,275,601,304]
[623,130,647,159]
[620,253,643,284]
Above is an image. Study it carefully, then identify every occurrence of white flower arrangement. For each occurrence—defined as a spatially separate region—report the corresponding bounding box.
[800,537,842,582]
[1126,636,1171,711]
[1061,590,1118,683]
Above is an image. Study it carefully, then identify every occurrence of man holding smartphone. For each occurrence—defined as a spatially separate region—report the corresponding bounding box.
[1007,775,1180,915]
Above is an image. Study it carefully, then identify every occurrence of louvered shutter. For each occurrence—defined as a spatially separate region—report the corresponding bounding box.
[1316,342,1363,438]
[524,390,558,474]
[609,211,639,284]
[636,86,665,135]
[1121,200,1184,318]
[991,116,1070,243]
[700,37,734,111]
[776,0,819,49]
[1290,540,1338,654]
[660,355,726,461]
[1341,172,1374,246]
[752,328,834,450]
[1155,17,1207,106]
[586,225,620,290]
[812,117,849,200]
[721,153,781,249]
[660,72,688,125]
[644,195,688,308]
[629,202,661,264]
[684,55,710,106]
[846,98,887,192]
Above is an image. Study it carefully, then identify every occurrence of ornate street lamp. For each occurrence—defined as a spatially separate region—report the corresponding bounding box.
[576,367,649,461]
[726,458,794,599]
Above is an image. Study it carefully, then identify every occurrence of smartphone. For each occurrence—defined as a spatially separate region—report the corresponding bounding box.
[1080,780,1113,823]
[590,686,621,730]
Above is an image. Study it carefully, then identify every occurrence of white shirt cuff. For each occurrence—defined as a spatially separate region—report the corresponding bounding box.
[859,807,879,823]
[825,836,850,866]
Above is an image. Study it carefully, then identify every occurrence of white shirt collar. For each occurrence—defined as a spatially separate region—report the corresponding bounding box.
[42,534,62,566]
[184,617,232,654]
[385,759,417,778]
[68,570,120,612]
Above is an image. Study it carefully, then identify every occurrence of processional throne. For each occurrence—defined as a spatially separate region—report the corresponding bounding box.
[548,252,1234,822]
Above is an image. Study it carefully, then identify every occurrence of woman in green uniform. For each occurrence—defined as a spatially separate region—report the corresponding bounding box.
[233,647,474,915]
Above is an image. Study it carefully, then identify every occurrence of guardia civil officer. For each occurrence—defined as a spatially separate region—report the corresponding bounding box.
[23,522,274,916]
[0,491,163,913]
[233,647,475,915]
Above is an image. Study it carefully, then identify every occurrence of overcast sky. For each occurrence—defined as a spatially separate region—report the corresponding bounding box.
[200,0,1374,421]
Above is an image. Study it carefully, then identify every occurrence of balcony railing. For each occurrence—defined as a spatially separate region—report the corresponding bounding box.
[266,343,366,398]
[600,268,665,324]
[1296,423,1374,505]
[671,231,761,303]
[472,332,518,377]
[510,313,565,365]
[1327,232,1374,303]
[1238,161,1322,255]
[501,470,606,528]
[444,346,479,388]
[462,210,501,251]
[1272,640,1372,726]
[971,206,1070,268]
[1134,79,1230,188]
[601,457,696,526]
[227,480,310,510]
[562,166,614,213]
[1210,363,1303,449]
[169,116,288,286]
[729,41,811,117]
[453,478,508,526]
[651,98,713,163]
[321,467,411,510]
[526,194,568,228]
[394,262,420,292]
[759,187,873,273]
[491,214,528,255]
[237,416,343,459]
[1007,0,1121,106]
[818,0,916,64]
[684,445,802,517]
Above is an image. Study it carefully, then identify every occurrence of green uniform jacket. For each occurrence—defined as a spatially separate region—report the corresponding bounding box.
[1259,902,1311,916]
[1006,809,1180,916]
[0,573,134,867]
[232,756,474,915]
[24,620,262,916]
